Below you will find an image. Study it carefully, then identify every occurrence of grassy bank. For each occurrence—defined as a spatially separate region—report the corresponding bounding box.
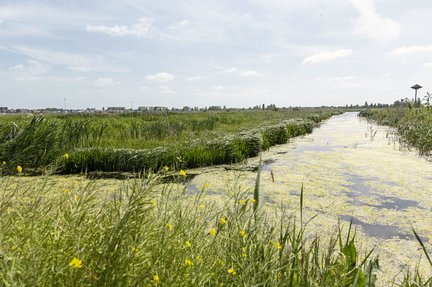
[359,107,432,156]
[1,172,431,286]
[0,109,340,174]
[0,172,380,286]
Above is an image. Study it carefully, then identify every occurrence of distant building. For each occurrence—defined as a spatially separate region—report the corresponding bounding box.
[106,107,126,113]
[0,107,8,113]
[208,106,222,111]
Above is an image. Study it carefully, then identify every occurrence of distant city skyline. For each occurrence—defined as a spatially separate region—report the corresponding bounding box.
[1,0,431,109]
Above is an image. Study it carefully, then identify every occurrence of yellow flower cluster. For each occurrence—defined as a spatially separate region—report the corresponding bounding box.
[219,217,227,225]
[184,259,193,267]
[228,267,236,276]
[69,257,82,268]
[209,228,217,236]
[166,223,173,231]
[179,169,187,177]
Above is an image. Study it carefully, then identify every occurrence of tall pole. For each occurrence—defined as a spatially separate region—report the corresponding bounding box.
[411,84,422,107]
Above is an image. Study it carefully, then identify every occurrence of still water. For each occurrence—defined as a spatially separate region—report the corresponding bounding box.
[190,112,432,284]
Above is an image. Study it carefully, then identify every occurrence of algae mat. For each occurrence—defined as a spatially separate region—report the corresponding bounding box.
[189,112,432,285]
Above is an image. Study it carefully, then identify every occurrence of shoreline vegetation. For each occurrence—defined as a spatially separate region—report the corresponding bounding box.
[0,109,341,175]
[359,107,432,156]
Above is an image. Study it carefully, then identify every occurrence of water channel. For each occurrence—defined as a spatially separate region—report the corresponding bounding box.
[189,112,432,284]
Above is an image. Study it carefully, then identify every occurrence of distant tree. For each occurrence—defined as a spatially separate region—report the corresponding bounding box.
[364,101,368,107]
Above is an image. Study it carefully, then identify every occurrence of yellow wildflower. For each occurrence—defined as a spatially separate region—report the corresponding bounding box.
[239,199,247,206]
[203,183,210,189]
[64,188,70,194]
[153,274,160,284]
[131,247,140,256]
[209,228,217,236]
[69,257,82,268]
[166,223,173,231]
[184,240,191,248]
[164,166,169,171]
[274,242,282,250]
[241,247,247,258]
[150,200,157,207]
[73,180,78,185]
[219,217,227,225]
[239,228,247,238]
[184,259,193,267]
[251,199,257,204]
[199,204,205,210]
[16,165,23,173]
[228,267,236,276]
[2,161,5,165]
[64,153,70,159]
[179,169,187,177]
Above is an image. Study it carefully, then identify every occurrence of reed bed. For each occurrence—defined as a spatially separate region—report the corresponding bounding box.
[0,110,339,174]
[360,107,432,156]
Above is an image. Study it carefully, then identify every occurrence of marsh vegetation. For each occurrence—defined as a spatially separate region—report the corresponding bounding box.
[1,110,432,286]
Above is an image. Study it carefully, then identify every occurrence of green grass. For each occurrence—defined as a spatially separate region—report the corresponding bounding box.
[0,170,384,287]
[0,109,340,174]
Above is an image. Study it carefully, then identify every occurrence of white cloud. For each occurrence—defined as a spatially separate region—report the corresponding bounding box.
[169,20,190,33]
[224,67,237,74]
[423,62,432,68]
[11,46,125,73]
[187,75,201,81]
[86,18,153,38]
[303,49,352,64]
[93,78,120,87]
[146,72,174,82]
[140,86,150,90]
[389,46,432,55]
[8,59,49,77]
[241,70,259,77]
[350,0,400,42]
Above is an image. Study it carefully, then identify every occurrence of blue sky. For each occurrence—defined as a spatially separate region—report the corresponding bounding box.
[0,0,431,109]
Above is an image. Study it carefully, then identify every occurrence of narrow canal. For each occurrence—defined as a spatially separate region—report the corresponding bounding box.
[190,112,432,284]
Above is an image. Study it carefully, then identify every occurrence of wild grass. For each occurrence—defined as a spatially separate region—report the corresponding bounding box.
[359,107,432,156]
[0,109,340,174]
[0,168,385,287]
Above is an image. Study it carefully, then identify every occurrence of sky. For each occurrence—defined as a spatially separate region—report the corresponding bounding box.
[0,0,431,109]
